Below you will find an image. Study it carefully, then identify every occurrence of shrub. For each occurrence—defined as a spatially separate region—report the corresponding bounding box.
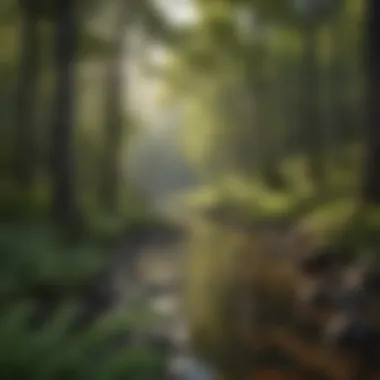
[0,221,166,379]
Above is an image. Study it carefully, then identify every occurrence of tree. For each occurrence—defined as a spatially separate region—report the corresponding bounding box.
[248,26,286,189]
[97,0,183,212]
[300,18,324,186]
[362,0,380,203]
[13,1,40,189]
[50,0,80,226]
[99,0,130,212]
[328,17,350,154]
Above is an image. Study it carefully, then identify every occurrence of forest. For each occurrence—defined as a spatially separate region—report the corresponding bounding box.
[0,0,379,379]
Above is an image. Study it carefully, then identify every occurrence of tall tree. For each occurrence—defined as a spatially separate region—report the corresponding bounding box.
[99,0,130,212]
[362,0,380,203]
[301,20,324,186]
[50,0,79,225]
[13,1,40,189]
[329,19,349,150]
[254,32,286,189]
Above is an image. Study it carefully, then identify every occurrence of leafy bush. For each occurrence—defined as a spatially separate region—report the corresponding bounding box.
[0,221,167,379]
[0,302,166,379]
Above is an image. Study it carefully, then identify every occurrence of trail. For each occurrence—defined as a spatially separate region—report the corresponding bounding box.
[112,207,216,380]
[111,200,295,379]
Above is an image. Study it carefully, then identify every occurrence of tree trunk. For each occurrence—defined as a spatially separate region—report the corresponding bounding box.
[50,0,79,226]
[255,77,285,190]
[302,24,324,187]
[13,1,39,189]
[362,0,380,204]
[99,1,129,212]
[329,21,352,163]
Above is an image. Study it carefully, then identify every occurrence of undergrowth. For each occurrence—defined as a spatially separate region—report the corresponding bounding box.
[0,188,169,379]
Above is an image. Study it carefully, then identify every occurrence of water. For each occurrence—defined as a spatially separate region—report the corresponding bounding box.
[116,229,216,380]
[169,355,216,380]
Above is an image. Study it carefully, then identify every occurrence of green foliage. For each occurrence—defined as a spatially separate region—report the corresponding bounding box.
[0,181,52,220]
[0,302,165,379]
[163,0,365,201]
[83,187,171,246]
[0,223,106,296]
[0,220,166,379]
[137,0,183,44]
[336,206,380,252]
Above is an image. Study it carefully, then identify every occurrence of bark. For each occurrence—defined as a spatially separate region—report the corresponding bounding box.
[50,0,79,226]
[100,0,129,212]
[13,1,39,188]
[328,22,353,161]
[255,78,285,190]
[302,24,325,187]
[362,0,380,204]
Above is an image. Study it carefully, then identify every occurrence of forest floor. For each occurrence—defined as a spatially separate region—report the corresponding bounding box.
[113,219,216,380]
[111,203,311,380]
[110,198,359,380]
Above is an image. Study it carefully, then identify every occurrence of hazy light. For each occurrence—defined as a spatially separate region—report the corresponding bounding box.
[128,0,199,129]
[155,0,199,26]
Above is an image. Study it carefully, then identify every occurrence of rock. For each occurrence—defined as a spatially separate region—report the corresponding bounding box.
[298,246,349,278]
[150,294,179,317]
[324,315,380,361]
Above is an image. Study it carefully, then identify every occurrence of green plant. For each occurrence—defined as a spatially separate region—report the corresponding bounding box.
[0,221,167,379]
